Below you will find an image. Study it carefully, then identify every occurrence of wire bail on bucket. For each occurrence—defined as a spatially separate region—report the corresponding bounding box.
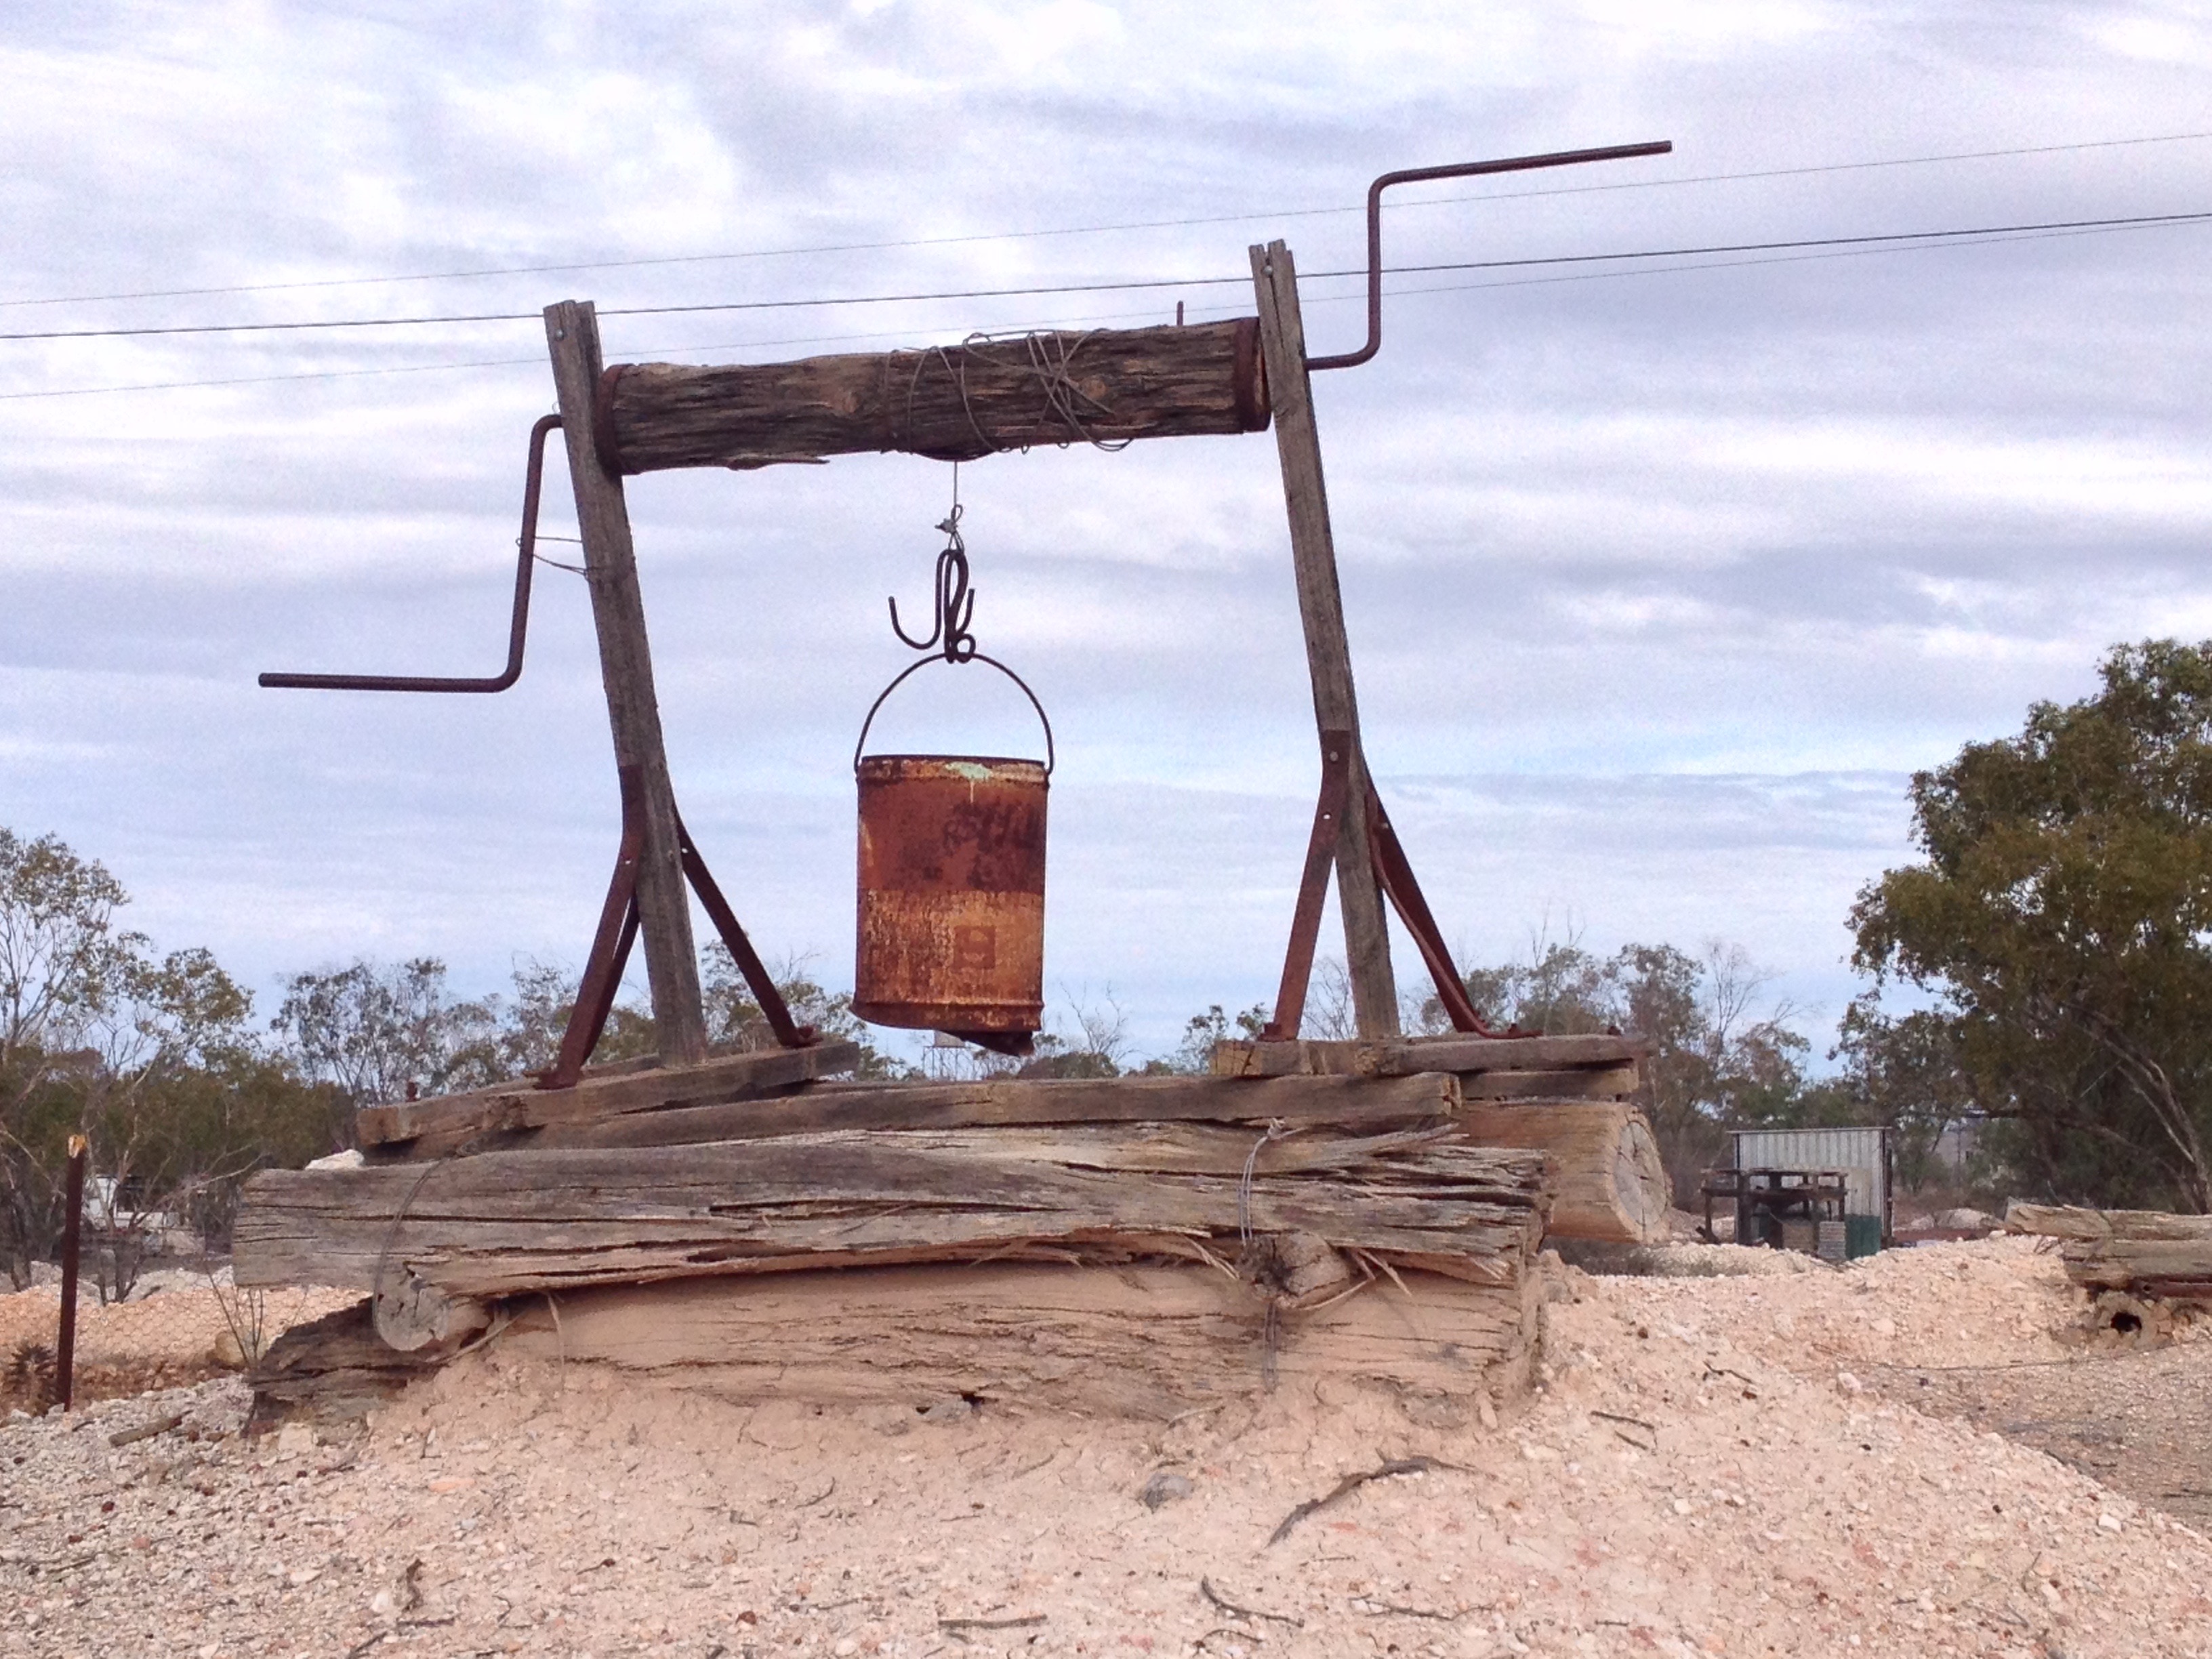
[852,493,1052,1056]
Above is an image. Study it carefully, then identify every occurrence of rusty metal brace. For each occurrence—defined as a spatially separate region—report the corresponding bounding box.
[537,764,817,1090]
[1259,731,1352,1041]
[1262,737,1512,1042]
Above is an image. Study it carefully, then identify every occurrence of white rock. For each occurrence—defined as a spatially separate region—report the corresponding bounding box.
[307,1149,367,1171]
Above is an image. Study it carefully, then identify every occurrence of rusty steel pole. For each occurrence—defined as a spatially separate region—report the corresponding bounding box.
[55,1135,86,1413]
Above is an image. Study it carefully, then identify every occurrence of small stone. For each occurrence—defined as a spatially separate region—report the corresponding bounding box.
[919,1398,972,1425]
[1673,1498,1694,1516]
[834,1641,859,1658]
[369,1588,396,1617]
[274,1422,316,1459]
[1476,1394,1498,1431]
[2099,1513,2124,1532]
[1138,1471,1193,1511]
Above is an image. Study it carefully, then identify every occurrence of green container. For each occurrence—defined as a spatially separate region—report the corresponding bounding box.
[1845,1215,1883,1259]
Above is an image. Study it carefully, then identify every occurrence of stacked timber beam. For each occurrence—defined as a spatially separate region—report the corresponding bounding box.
[234,1033,1663,1422]
[2007,1204,2212,1301]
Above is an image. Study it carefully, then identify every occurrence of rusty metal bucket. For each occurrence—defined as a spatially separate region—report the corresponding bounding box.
[852,656,1053,1053]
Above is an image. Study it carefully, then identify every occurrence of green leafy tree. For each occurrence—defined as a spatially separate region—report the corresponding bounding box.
[1851,640,2212,1211]
[0,827,342,1289]
[1170,1002,1269,1073]
[271,958,501,1107]
[1416,934,1809,1203]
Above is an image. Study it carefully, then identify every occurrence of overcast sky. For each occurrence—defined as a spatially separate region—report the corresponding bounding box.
[4,1,2209,1063]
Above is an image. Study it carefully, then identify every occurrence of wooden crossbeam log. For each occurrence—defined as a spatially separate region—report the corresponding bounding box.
[597,319,1268,473]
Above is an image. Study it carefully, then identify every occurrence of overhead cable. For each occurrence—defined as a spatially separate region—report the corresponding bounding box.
[1,127,2206,313]
[1,207,2207,346]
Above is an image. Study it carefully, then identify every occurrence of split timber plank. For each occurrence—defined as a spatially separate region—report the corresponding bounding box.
[406,1071,1463,1157]
[489,1261,1535,1420]
[1212,1033,1642,1080]
[232,1124,1547,1303]
[2007,1204,2212,1297]
[599,319,1268,473]
[1461,1065,1639,1101]
[353,1040,863,1157]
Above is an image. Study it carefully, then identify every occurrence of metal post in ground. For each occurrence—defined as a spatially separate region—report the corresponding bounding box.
[56,1135,86,1412]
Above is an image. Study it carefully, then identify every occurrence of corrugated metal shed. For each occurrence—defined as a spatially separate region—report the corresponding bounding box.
[1732,1126,1890,1244]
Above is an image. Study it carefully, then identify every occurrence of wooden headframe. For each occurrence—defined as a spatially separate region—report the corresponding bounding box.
[541,246,1402,1062]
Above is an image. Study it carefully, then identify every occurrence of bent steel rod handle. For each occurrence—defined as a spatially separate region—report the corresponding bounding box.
[1307,138,1674,373]
[852,652,1056,776]
[258,413,564,693]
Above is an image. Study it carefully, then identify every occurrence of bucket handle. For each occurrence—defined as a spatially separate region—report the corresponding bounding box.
[853,652,1055,777]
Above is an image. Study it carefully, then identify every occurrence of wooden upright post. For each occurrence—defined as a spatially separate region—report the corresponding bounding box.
[1249,242,1400,1038]
[544,301,710,1067]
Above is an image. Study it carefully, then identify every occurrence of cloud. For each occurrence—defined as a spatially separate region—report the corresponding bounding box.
[3,0,2210,1059]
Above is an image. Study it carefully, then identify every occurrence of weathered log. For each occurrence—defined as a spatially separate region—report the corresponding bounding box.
[468,1076,1654,1241]
[419,1071,1462,1157]
[234,1122,1547,1302]
[1453,1101,1668,1244]
[246,1299,443,1432]
[354,1040,861,1159]
[1212,1033,1641,1081]
[2007,1203,2212,1297]
[489,1259,1534,1420]
[598,319,1268,473]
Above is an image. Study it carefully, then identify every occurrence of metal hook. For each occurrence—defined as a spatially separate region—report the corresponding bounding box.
[259,413,564,693]
[886,502,978,662]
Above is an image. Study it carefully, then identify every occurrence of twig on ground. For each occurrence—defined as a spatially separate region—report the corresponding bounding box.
[1267,1456,1448,1547]
[108,1412,185,1448]
[1201,1577,1303,1626]
[939,1614,1046,1633]
[1355,1599,1465,1620]
[1591,1410,1658,1449]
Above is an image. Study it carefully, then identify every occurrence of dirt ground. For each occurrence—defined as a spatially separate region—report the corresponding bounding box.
[4,1237,2211,1658]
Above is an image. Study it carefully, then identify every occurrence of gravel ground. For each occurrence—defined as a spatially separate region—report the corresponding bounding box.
[3,1239,2209,1658]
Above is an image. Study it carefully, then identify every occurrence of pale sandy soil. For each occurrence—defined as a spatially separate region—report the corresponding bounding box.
[3,1238,2209,1659]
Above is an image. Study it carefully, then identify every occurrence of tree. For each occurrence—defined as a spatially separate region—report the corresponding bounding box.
[1411,931,1809,1202]
[1851,640,2212,1211]
[271,958,500,1108]
[0,827,342,1290]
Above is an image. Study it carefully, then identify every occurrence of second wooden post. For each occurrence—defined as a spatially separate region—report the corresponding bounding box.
[1249,241,1400,1038]
[544,300,710,1067]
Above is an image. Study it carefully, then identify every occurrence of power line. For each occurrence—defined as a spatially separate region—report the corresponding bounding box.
[3,207,2207,403]
[1,207,2206,346]
[1,128,2207,314]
